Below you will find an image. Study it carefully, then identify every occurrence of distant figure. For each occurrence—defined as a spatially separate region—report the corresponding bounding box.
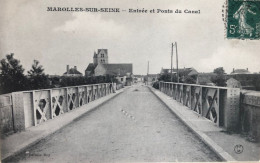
[233,2,256,37]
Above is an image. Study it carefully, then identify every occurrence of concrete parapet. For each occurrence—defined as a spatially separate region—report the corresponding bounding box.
[159,81,240,131]
[0,93,14,134]
[240,90,260,141]
[0,83,114,135]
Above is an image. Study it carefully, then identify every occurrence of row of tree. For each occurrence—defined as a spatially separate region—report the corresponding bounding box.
[0,53,117,95]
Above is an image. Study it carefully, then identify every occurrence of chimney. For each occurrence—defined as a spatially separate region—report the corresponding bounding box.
[233,68,235,72]
[246,68,248,71]
[74,66,77,70]
[67,65,69,73]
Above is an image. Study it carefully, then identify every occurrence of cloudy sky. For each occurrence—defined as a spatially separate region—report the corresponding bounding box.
[0,0,259,75]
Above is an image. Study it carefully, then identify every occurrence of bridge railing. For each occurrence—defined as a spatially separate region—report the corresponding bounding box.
[0,83,114,134]
[159,81,240,131]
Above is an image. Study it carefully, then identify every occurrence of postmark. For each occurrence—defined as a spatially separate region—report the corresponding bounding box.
[234,144,244,154]
[227,0,260,39]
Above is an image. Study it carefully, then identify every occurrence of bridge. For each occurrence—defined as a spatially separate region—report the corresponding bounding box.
[0,82,259,162]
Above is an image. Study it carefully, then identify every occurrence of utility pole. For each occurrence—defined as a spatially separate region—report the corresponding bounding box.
[175,42,179,83]
[171,43,173,82]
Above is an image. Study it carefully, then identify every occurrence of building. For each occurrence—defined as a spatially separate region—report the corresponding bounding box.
[226,68,259,90]
[160,67,198,82]
[85,63,97,77]
[63,65,83,77]
[226,78,242,88]
[146,74,159,83]
[85,49,133,85]
[196,73,216,86]
[160,67,198,76]
[133,75,144,82]
[93,49,108,65]
[231,68,250,74]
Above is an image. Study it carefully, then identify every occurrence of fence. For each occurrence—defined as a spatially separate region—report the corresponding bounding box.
[0,83,114,135]
[159,82,240,131]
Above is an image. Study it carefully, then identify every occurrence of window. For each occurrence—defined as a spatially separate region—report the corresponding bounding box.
[121,78,124,81]
[101,54,104,58]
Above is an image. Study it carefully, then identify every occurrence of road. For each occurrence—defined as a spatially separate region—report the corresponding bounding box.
[6,84,221,162]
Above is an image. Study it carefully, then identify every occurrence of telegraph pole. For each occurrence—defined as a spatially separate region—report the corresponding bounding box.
[175,42,179,83]
[171,43,173,82]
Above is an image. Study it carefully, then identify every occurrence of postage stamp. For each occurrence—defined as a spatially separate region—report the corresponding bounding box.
[227,0,260,39]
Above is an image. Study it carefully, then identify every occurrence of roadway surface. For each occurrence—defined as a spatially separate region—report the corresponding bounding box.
[6,84,221,162]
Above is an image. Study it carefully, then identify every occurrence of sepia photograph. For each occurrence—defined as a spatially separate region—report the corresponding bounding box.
[0,0,260,162]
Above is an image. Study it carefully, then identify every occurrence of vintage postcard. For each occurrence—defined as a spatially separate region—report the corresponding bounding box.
[0,0,259,162]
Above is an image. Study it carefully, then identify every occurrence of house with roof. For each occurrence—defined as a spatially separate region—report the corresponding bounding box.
[133,75,144,82]
[63,65,82,77]
[146,74,159,83]
[226,68,258,90]
[85,49,133,86]
[160,67,198,82]
[160,67,198,76]
[196,73,216,86]
[226,78,242,88]
[231,68,250,74]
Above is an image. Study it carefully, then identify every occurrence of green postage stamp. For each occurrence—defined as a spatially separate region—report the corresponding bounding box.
[227,0,260,39]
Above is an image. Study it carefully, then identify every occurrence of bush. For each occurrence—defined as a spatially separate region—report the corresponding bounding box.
[152,81,159,89]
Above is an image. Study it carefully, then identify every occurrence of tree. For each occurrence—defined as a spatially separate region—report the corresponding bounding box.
[27,60,49,90]
[158,72,177,82]
[213,67,225,75]
[0,53,28,94]
[28,60,45,77]
[184,75,197,84]
[212,67,226,86]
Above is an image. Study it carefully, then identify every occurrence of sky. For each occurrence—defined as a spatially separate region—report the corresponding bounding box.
[0,0,259,75]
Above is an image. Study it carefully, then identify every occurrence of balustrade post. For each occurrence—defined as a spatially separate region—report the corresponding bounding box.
[87,86,90,103]
[11,92,26,131]
[106,84,108,95]
[102,84,105,96]
[103,84,105,96]
[224,88,240,131]
[217,88,220,126]
[170,83,172,97]
[175,84,178,100]
[162,82,163,92]
[84,86,87,105]
[161,82,163,92]
[50,89,54,119]
[101,84,103,97]
[189,86,192,109]
[181,84,183,103]
[199,86,203,115]
[66,88,70,112]
[92,85,94,101]
[96,84,100,99]
[77,87,80,107]
[32,91,37,126]
[167,83,169,95]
